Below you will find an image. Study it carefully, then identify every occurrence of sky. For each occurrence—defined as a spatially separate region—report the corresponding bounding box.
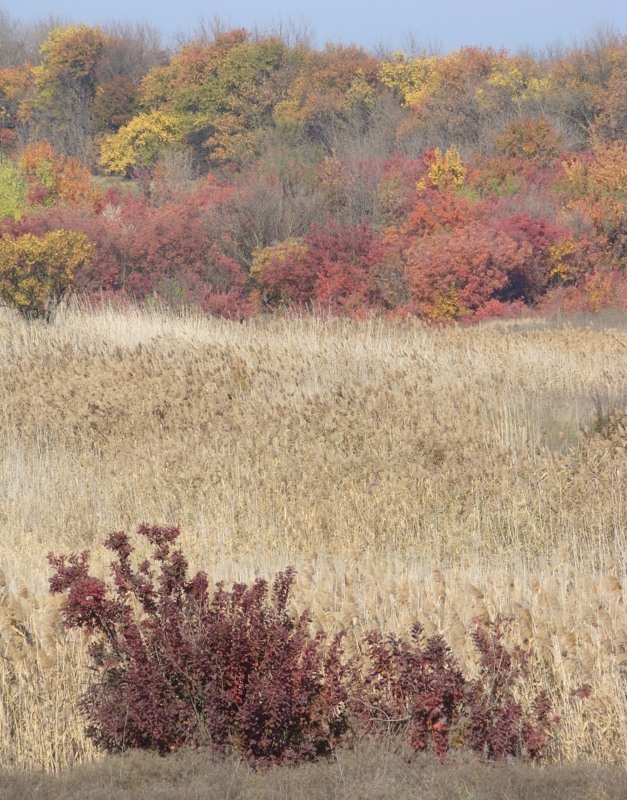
[2,0,626,53]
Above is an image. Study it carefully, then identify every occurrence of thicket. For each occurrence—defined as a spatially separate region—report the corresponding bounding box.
[49,524,559,767]
[0,18,624,321]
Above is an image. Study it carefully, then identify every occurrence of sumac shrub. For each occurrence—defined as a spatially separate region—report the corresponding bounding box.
[377,154,427,225]
[307,222,379,314]
[353,618,559,761]
[4,193,252,315]
[405,223,532,321]
[48,526,560,766]
[48,525,351,766]
[353,623,466,757]
[405,188,473,237]
[254,222,385,314]
[463,619,559,761]
[496,213,570,303]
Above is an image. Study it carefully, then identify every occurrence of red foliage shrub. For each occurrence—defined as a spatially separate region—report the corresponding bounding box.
[48,526,561,766]
[256,222,387,314]
[254,238,317,307]
[467,298,528,323]
[48,525,352,765]
[496,213,570,303]
[4,190,252,315]
[355,618,558,761]
[117,197,249,304]
[200,287,258,320]
[308,222,378,313]
[464,619,559,760]
[377,154,427,224]
[354,623,466,757]
[404,188,473,237]
[366,231,411,311]
[538,266,627,314]
[405,223,532,320]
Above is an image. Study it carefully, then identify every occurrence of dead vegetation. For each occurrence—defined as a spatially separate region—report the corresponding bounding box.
[0,304,625,771]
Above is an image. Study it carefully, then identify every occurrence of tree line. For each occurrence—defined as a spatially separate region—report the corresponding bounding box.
[0,15,624,319]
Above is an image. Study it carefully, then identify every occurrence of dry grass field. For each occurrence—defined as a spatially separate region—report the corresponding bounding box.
[0,303,625,775]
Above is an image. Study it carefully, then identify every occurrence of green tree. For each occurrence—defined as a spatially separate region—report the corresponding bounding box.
[0,153,27,220]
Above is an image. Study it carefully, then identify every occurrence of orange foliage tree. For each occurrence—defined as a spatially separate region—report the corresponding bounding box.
[19,139,98,207]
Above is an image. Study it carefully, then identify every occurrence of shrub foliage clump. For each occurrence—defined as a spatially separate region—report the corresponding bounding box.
[49,525,559,766]
[48,525,351,765]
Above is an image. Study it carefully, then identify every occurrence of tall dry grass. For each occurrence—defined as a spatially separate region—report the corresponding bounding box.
[0,303,625,771]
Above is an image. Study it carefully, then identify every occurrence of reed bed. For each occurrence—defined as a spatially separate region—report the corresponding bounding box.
[0,304,625,771]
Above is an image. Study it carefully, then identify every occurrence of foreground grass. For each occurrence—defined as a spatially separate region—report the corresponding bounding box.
[0,304,625,771]
[1,742,626,800]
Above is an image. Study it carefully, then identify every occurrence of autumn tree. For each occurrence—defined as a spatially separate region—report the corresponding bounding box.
[19,139,98,207]
[0,65,31,151]
[0,228,93,319]
[99,111,184,175]
[542,28,625,147]
[559,140,626,267]
[101,30,294,172]
[79,24,166,142]
[477,53,552,120]
[378,50,440,109]
[23,24,104,160]
[273,44,379,153]
[493,117,563,166]
[590,58,627,144]
[423,145,467,192]
[382,47,497,155]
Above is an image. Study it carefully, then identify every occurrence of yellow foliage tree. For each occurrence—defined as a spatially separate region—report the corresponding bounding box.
[478,55,552,112]
[32,24,104,97]
[99,111,184,175]
[379,51,440,108]
[0,230,93,320]
[560,141,626,254]
[547,237,581,285]
[427,146,467,192]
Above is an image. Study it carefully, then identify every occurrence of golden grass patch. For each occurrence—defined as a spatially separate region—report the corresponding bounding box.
[0,304,625,770]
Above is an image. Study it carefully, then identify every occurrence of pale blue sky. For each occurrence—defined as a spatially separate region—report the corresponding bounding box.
[2,0,626,53]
